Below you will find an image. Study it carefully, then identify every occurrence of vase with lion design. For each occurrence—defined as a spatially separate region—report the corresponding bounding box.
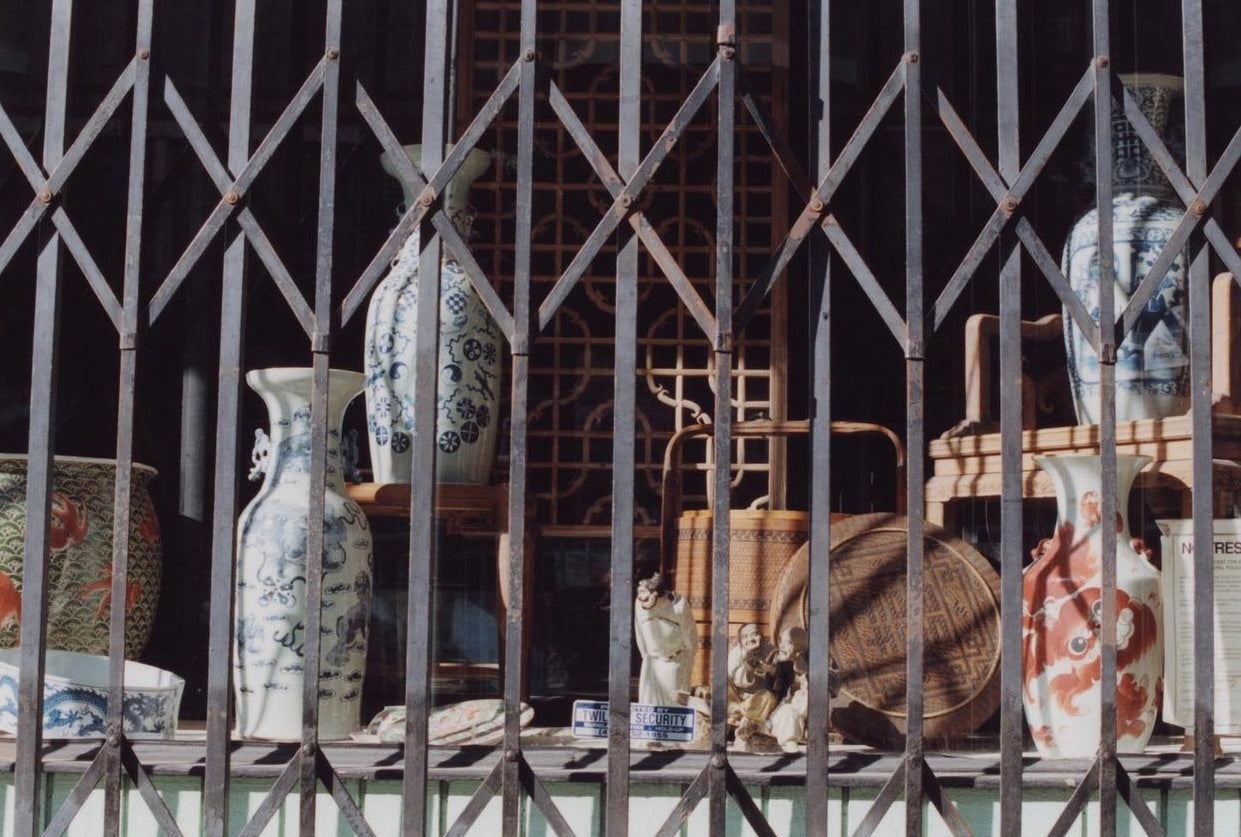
[233,368,372,740]
[1022,454,1162,756]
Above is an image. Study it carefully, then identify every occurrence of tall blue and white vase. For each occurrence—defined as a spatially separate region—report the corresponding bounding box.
[364,144,501,484]
[1063,74,1189,424]
[233,368,372,740]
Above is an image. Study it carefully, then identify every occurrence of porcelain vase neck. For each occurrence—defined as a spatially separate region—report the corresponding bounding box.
[380,143,491,237]
[1035,453,1149,537]
[246,368,362,493]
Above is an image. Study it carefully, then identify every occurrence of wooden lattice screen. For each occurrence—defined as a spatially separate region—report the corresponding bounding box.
[457,0,790,529]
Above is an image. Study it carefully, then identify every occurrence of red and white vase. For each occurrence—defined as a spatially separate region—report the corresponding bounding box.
[1022,454,1162,756]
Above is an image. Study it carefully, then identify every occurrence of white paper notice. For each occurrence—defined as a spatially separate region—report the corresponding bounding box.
[1159,519,1241,733]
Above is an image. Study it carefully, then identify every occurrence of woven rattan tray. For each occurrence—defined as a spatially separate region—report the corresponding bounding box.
[768,512,1002,747]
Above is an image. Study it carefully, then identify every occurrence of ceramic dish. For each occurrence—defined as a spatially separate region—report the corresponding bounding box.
[0,649,183,739]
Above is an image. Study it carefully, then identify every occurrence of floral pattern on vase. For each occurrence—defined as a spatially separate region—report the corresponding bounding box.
[233,368,372,740]
[0,455,161,656]
[1022,454,1162,757]
[1063,74,1188,424]
[364,144,501,484]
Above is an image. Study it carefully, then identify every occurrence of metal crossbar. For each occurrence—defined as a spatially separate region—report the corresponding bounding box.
[734,61,906,333]
[931,66,1096,330]
[536,58,723,332]
[348,84,515,340]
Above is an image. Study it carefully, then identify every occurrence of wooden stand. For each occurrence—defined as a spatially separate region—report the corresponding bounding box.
[927,414,1241,528]
[928,273,1241,528]
[1181,733,1225,755]
[347,482,534,698]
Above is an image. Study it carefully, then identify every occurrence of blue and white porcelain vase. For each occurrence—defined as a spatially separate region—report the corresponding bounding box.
[1063,74,1189,425]
[233,368,372,740]
[364,144,501,484]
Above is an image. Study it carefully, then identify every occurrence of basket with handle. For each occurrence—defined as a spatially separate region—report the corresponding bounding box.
[658,419,905,689]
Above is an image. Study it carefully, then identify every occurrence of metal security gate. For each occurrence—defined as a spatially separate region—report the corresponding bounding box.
[2,1,1239,835]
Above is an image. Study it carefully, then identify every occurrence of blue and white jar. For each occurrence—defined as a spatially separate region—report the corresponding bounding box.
[233,368,372,740]
[1063,74,1189,424]
[364,144,501,484]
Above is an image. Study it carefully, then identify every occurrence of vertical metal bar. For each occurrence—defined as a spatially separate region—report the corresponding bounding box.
[1182,1,1215,832]
[104,3,155,834]
[15,2,72,833]
[711,6,737,834]
[1091,1,1117,833]
[607,0,640,832]
[902,0,925,829]
[403,0,450,830]
[299,357,330,835]
[503,0,537,829]
[995,0,1023,832]
[204,3,257,834]
[805,0,833,833]
[297,6,343,833]
[15,235,63,837]
[203,255,246,837]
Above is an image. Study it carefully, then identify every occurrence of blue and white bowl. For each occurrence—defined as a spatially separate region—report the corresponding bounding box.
[0,649,184,739]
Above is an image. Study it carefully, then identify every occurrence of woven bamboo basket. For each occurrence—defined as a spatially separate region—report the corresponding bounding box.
[659,420,904,691]
[671,509,808,689]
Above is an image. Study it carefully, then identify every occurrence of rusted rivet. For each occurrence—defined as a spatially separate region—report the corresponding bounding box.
[107,733,122,748]
[137,48,150,60]
[1191,199,1207,217]
[301,742,316,757]
[711,753,726,768]
[809,196,825,213]
[1097,55,1110,69]
[908,51,920,64]
[1002,196,1019,214]
[37,190,52,205]
[224,190,240,205]
[418,189,435,207]
[505,748,519,762]
[326,48,340,61]
[720,46,736,60]
[522,47,536,62]
[618,194,634,209]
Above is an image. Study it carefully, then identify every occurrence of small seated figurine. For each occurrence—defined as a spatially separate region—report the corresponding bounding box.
[633,573,697,707]
[734,715,783,754]
[766,626,809,752]
[727,623,779,724]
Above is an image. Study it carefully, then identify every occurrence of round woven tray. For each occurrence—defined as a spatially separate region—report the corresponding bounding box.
[768,512,1001,747]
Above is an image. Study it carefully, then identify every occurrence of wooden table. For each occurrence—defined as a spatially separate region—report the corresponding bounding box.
[347,482,533,696]
[926,414,1241,529]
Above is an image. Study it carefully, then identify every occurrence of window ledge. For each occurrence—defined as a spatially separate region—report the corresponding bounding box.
[1,736,1238,789]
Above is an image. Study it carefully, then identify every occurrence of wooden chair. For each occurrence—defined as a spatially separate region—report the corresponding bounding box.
[927,273,1241,529]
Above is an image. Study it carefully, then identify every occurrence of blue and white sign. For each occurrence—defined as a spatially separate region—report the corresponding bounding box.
[570,700,696,743]
[571,700,609,739]
[630,704,696,742]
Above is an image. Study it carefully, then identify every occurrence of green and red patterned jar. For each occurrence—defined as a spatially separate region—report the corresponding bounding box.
[0,455,162,656]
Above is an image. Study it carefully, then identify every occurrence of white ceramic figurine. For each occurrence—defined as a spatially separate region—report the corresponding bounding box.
[634,573,697,707]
